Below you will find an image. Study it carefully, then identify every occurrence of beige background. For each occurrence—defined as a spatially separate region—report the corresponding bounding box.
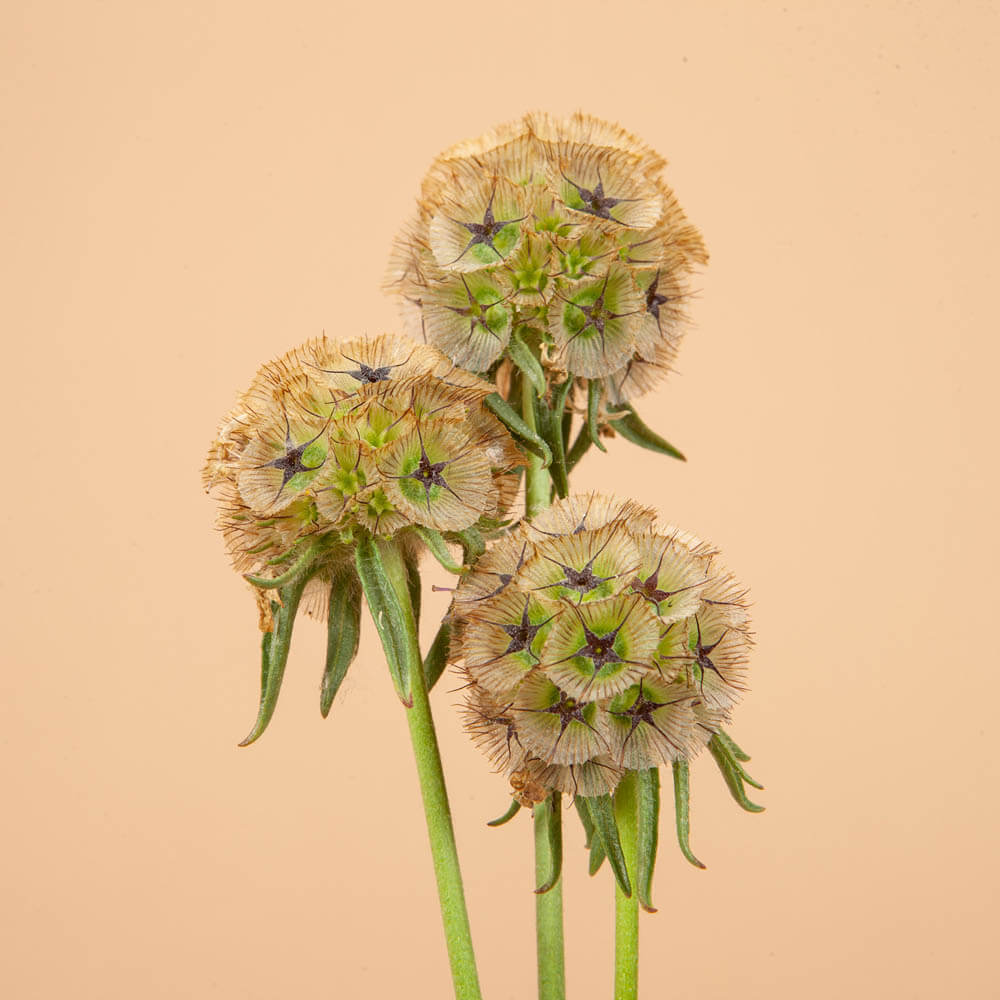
[3,1,998,997]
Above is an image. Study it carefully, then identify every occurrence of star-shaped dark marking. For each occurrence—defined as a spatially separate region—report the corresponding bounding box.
[314,350,415,384]
[456,542,528,604]
[559,272,640,361]
[561,168,638,222]
[535,532,617,598]
[384,422,466,515]
[550,601,648,698]
[630,546,706,606]
[658,616,730,692]
[256,411,328,504]
[481,706,522,765]
[517,690,604,762]
[610,679,689,759]
[444,275,508,342]
[644,270,671,330]
[485,597,554,660]
[444,186,526,265]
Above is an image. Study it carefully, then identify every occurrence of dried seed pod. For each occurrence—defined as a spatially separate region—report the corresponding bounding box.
[387,112,707,398]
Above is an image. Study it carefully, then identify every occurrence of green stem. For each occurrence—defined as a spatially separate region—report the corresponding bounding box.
[534,800,566,1000]
[614,772,640,1000]
[377,541,483,1000]
[522,378,552,520]
[519,374,563,996]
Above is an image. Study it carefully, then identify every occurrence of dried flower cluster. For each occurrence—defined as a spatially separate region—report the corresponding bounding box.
[202,333,522,609]
[454,494,752,804]
[386,112,707,404]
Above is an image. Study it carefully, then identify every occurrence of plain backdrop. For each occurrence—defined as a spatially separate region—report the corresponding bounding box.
[3,2,998,997]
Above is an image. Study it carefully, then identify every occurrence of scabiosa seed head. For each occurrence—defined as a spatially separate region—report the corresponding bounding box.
[386,111,707,401]
[451,493,752,801]
[203,333,523,601]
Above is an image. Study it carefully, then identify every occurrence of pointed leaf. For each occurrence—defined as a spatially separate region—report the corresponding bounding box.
[671,760,706,868]
[404,549,421,628]
[413,526,464,574]
[636,768,661,912]
[354,535,420,706]
[585,793,632,897]
[487,798,522,827]
[586,379,608,452]
[543,379,572,499]
[534,792,563,894]
[589,836,608,876]
[239,576,309,746]
[507,327,547,397]
[244,535,327,589]
[574,797,596,849]
[716,728,752,762]
[607,404,685,461]
[566,422,594,473]
[448,526,485,565]
[319,573,362,718]
[423,620,452,691]
[708,734,765,812]
[485,391,552,467]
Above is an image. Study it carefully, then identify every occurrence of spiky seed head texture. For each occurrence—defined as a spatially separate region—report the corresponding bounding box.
[452,493,752,803]
[203,334,523,612]
[386,111,707,405]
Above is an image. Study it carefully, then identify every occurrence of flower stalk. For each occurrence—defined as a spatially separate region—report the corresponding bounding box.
[613,771,640,1000]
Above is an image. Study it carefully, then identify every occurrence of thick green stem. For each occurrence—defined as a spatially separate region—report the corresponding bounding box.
[520,375,563,996]
[376,541,483,1000]
[522,379,552,520]
[534,800,566,1000]
[614,772,640,1000]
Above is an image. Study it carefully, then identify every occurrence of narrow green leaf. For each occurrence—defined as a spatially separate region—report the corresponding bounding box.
[487,798,521,827]
[588,836,608,876]
[574,797,596,849]
[448,526,485,565]
[534,792,563,894]
[586,379,608,452]
[485,392,552,467]
[507,327,547,397]
[414,526,464,574]
[636,768,661,912]
[716,728,752,762]
[404,549,421,628]
[244,535,327,589]
[423,620,452,691]
[565,423,594,473]
[607,404,686,461]
[708,735,765,812]
[671,760,707,869]
[585,794,632,897]
[319,573,362,718]
[239,576,309,746]
[354,535,419,706]
[544,379,572,499]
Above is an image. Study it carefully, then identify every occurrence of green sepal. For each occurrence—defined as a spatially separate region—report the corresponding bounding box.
[708,734,766,812]
[404,549,421,628]
[447,526,485,565]
[239,575,309,746]
[607,404,686,461]
[565,422,594,473]
[671,760,707,869]
[485,392,552,467]
[507,327,547,398]
[413,526,464,574]
[543,379,572,499]
[586,379,608,452]
[319,572,362,718]
[636,768,661,912]
[354,535,420,706]
[422,620,452,692]
[243,534,328,589]
[715,728,752,763]
[487,798,522,827]
[584,793,631,897]
[534,792,563,894]
[574,797,595,849]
